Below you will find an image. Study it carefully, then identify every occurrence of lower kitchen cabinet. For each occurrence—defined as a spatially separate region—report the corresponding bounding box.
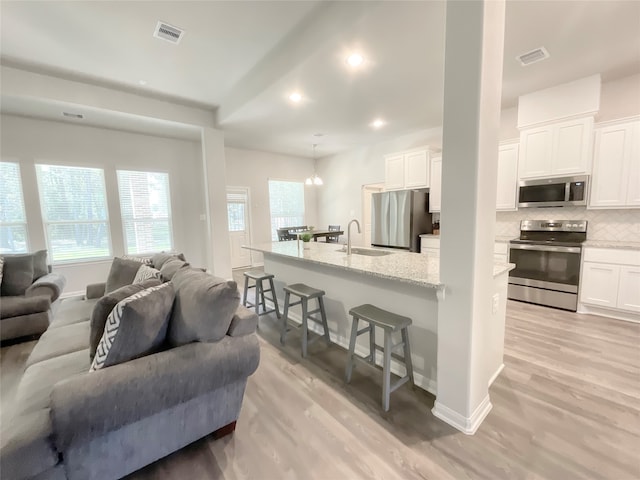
[618,266,640,313]
[580,263,620,308]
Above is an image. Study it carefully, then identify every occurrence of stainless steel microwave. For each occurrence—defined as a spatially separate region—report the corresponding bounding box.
[518,175,589,208]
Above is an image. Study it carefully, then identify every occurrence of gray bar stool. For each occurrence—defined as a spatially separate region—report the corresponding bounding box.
[280,283,331,357]
[345,304,414,411]
[242,270,280,319]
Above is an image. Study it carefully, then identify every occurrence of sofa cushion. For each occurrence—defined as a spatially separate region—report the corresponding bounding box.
[15,349,90,417]
[89,279,162,360]
[168,269,239,346]
[159,258,189,281]
[91,283,175,371]
[0,295,50,319]
[33,249,49,280]
[104,257,144,294]
[132,264,161,284]
[152,252,186,270]
[27,321,90,368]
[50,297,99,328]
[0,254,34,296]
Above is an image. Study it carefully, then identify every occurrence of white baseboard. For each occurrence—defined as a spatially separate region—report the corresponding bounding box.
[577,303,640,324]
[432,395,492,435]
[488,363,504,387]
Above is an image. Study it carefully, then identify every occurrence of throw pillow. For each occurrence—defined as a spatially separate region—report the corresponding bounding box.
[159,258,189,281]
[32,250,49,280]
[168,268,240,347]
[152,252,187,270]
[104,257,145,294]
[132,265,161,284]
[122,255,153,265]
[90,282,175,371]
[0,254,34,296]
[89,278,162,360]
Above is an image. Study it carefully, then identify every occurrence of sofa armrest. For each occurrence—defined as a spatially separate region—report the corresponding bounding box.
[50,334,260,451]
[227,305,258,337]
[85,282,106,299]
[25,273,66,302]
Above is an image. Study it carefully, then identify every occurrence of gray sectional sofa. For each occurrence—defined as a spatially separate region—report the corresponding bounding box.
[1,255,261,480]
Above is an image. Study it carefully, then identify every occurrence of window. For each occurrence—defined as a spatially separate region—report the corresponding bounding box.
[0,162,29,253]
[268,180,305,241]
[117,170,173,255]
[36,164,111,262]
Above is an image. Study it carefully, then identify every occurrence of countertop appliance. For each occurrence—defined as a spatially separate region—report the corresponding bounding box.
[508,219,587,311]
[518,175,589,208]
[371,190,432,252]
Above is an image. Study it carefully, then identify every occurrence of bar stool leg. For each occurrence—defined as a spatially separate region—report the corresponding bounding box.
[345,316,359,383]
[401,327,415,387]
[369,322,376,366]
[301,298,309,358]
[280,291,290,345]
[382,330,392,411]
[260,280,267,313]
[242,276,250,308]
[268,277,281,319]
[318,296,331,345]
[254,281,262,315]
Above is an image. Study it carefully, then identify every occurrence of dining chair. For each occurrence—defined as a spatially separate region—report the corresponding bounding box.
[327,225,341,243]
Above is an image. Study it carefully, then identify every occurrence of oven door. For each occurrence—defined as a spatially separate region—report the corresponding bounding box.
[508,243,582,293]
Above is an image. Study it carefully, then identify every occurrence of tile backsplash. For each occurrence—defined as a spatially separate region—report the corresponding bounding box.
[496,207,640,241]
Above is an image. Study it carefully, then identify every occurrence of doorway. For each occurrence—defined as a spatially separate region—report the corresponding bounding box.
[226,187,253,269]
[362,183,384,247]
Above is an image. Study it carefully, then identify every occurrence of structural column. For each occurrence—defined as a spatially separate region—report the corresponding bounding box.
[201,127,232,279]
[433,0,506,434]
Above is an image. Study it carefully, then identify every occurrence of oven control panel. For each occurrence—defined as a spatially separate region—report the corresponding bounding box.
[520,220,587,232]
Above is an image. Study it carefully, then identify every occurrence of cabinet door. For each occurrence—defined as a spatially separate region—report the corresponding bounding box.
[590,123,632,207]
[617,266,640,313]
[429,156,442,213]
[552,117,593,176]
[385,154,405,190]
[625,121,640,206]
[580,262,620,308]
[519,126,553,178]
[496,144,519,210]
[404,150,429,188]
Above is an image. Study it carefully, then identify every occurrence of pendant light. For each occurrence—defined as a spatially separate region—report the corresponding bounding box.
[305,143,323,186]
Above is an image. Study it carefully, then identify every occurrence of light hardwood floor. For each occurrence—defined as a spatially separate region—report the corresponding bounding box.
[1,275,639,479]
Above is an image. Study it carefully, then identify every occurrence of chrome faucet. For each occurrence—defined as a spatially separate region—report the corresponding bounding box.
[347,219,361,255]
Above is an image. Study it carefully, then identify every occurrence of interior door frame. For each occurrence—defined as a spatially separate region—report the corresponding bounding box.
[362,183,384,247]
[226,186,253,268]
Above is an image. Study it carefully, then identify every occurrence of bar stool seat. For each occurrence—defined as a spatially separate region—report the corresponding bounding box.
[345,304,414,411]
[281,283,331,357]
[242,270,280,319]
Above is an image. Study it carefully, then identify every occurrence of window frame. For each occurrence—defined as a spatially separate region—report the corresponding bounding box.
[116,168,174,256]
[0,161,30,254]
[267,178,306,241]
[35,163,113,264]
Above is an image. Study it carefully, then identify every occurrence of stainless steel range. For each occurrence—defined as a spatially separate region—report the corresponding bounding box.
[508,220,587,311]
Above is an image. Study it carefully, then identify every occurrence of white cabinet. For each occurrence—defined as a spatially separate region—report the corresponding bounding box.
[589,119,640,208]
[385,148,431,190]
[496,143,519,211]
[580,263,620,308]
[618,266,640,313]
[429,156,442,213]
[519,116,594,179]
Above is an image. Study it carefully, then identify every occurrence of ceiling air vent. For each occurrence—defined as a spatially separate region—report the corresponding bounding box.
[516,47,550,66]
[153,21,185,44]
[62,112,84,119]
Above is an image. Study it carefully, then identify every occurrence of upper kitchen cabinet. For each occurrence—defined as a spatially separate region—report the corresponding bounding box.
[429,155,442,213]
[518,116,594,179]
[589,118,640,209]
[496,143,519,211]
[384,148,432,190]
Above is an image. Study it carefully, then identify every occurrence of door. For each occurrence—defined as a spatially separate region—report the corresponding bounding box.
[429,156,442,213]
[590,124,631,207]
[226,188,252,269]
[519,126,553,178]
[385,154,405,190]
[371,192,389,247]
[617,266,640,313]
[362,184,384,247]
[553,117,592,175]
[496,144,518,210]
[404,150,429,188]
[509,244,582,291]
[625,121,640,206]
[389,190,411,248]
[580,262,620,308]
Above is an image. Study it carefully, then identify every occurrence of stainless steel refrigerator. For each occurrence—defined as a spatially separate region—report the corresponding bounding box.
[371,190,432,252]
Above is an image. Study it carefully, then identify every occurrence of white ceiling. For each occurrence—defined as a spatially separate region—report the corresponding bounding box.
[1,1,639,158]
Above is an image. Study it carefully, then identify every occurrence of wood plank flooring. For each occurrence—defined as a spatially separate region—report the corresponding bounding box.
[1,272,639,479]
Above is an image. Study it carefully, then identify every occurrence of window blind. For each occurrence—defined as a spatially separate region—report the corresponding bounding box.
[117,170,173,255]
[36,164,111,262]
[0,162,29,253]
[268,180,305,241]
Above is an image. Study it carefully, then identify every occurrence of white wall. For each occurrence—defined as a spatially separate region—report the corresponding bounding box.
[224,147,318,265]
[1,114,207,294]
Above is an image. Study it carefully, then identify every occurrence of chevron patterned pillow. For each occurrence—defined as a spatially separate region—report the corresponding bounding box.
[122,255,153,265]
[90,282,175,371]
[133,264,161,284]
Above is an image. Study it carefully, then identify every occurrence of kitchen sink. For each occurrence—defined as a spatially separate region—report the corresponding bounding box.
[336,247,394,257]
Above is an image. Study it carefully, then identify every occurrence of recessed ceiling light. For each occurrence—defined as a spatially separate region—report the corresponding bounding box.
[347,53,364,67]
[289,92,303,103]
[371,118,386,129]
[139,80,148,86]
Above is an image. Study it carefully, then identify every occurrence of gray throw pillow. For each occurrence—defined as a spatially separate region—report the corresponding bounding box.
[0,254,34,296]
[159,258,189,281]
[132,265,161,284]
[32,250,49,280]
[90,282,175,371]
[104,257,145,294]
[89,278,162,360]
[152,252,187,270]
[168,269,240,347]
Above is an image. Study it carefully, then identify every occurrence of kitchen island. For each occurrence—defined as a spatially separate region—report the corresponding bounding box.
[244,241,513,395]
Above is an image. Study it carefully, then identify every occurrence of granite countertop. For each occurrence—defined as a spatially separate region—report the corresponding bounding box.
[244,241,514,289]
[419,234,516,244]
[583,240,640,250]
